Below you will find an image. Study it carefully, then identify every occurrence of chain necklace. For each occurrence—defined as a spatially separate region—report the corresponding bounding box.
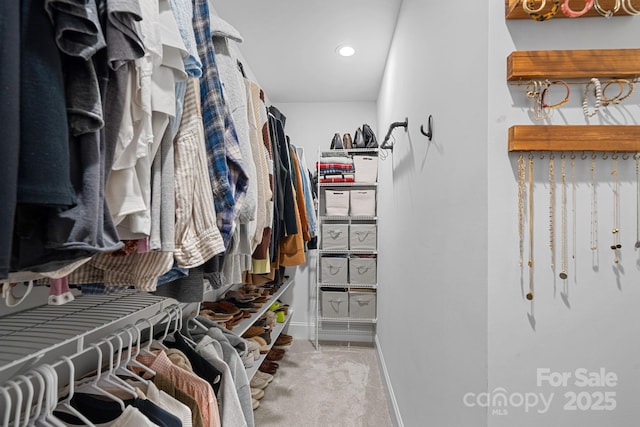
[518,154,526,266]
[560,154,568,280]
[636,153,640,249]
[571,154,577,262]
[611,154,621,264]
[549,154,555,269]
[590,153,598,251]
[527,154,535,301]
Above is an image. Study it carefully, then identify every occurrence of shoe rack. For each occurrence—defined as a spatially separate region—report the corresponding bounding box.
[505,0,637,19]
[507,48,640,153]
[315,148,379,347]
[200,276,295,381]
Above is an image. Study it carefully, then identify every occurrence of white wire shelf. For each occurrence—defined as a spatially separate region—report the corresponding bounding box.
[319,148,379,154]
[318,316,377,324]
[319,182,378,187]
[319,215,377,221]
[317,283,377,289]
[318,250,377,255]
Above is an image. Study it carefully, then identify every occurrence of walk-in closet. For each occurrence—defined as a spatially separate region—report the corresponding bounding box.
[3,1,640,426]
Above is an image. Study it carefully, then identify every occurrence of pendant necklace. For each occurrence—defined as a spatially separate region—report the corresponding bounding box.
[527,153,535,301]
[559,154,568,279]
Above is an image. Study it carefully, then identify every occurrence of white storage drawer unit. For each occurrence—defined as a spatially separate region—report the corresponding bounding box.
[320,256,348,283]
[349,288,377,319]
[321,288,349,318]
[349,257,377,285]
[321,223,349,250]
[349,224,376,250]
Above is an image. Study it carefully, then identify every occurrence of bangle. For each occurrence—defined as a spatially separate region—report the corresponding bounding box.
[528,0,561,20]
[523,0,547,13]
[601,80,625,106]
[541,80,570,108]
[594,0,621,16]
[561,0,595,17]
[622,0,640,15]
[603,79,635,105]
[583,78,602,118]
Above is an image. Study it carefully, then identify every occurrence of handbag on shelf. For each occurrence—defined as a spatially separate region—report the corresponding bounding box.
[354,127,366,148]
[362,124,378,148]
[330,132,343,149]
[343,133,353,149]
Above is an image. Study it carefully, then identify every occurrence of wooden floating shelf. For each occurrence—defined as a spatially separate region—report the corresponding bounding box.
[507,48,640,81]
[508,125,640,152]
[506,0,638,19]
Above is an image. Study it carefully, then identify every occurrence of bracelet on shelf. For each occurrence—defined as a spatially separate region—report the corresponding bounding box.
[526,80,552,120]
[602,79,635,105]
[523,0,547,13]
[525,0,562,20]
[622,0,640,15]
[582,78,602,117]
[594,0,621,16]
[561,0,595,17]
[541,80,570,108]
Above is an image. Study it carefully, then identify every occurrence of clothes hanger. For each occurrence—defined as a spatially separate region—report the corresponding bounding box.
[73,342,126,411]
[33,364,65,427]
[113,327,150,385]
[14,375,34,427]
[128,321,157,378]
[135,318,158,357]
[26,368,46,426]
[55,356,96,427]
[100,337,137,398]
[6,380,23,427]
[2,382,13,427]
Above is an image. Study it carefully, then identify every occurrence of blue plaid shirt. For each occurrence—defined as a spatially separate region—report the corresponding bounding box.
[192,0,248,249]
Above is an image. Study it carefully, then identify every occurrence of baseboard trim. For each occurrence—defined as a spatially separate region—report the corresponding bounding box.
[375,335,404,427]
[287,321,313,340]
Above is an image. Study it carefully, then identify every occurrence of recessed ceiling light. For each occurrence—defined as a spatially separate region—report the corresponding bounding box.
[336,45,355,57]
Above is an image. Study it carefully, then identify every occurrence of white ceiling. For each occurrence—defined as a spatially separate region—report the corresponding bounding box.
[212,0,402,103]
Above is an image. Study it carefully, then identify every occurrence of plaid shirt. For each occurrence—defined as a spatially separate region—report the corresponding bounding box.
[192,0,248,248]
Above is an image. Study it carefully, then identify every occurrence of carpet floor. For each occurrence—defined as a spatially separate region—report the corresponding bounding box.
[252,339,393,427]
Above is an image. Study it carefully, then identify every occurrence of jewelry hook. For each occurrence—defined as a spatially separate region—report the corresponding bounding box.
[602,152,609,160]
[622,153,630,160]
[581,151,588,160]
[419,115,433,141]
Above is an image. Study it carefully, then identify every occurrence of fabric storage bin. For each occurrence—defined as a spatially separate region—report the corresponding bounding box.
[349,224,377,250]
[321,223,349,250]
[321,288,348,318]
[349,256,377,285]
[353,155,378,183]
[320,256,348,283]
[349,288,377,319]
[350,190,376,216]
[324,189,350,216]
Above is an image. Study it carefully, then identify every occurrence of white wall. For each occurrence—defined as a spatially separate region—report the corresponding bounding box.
[487,5,640,427]
[272,101,377,338]
[375,0,489,426]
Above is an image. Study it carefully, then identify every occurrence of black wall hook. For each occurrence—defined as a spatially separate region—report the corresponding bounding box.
[420,115,433,141]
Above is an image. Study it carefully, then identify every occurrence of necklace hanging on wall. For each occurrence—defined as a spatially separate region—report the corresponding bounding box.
[527,153,535,301]
[549,153,555,269]
[571,153,577,263]
[635,153,640,249]
[559,154,568,280]
[611,153,621,264]
[518,154,526,266]
[590,153,598,252]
